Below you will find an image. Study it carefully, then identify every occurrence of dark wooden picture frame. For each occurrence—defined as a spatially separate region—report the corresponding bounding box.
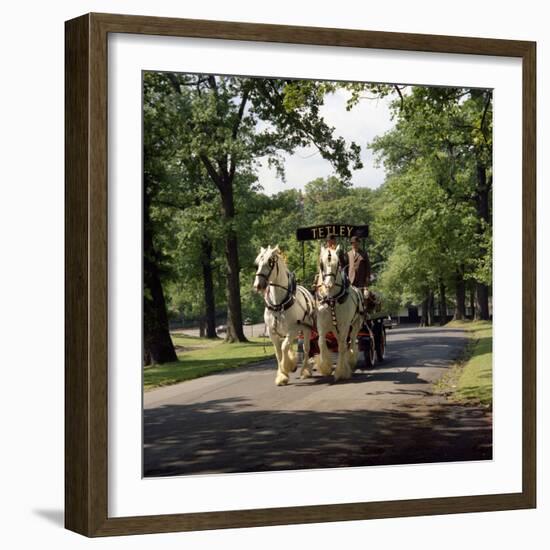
[65,12,536,537]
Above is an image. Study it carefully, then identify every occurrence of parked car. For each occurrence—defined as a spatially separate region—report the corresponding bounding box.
[216,324,227,334]
[383,315,396,329]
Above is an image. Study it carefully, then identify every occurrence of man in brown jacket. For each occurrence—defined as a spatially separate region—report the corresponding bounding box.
[347,236,371,289]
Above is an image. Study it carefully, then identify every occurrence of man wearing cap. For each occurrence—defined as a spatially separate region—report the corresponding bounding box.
[326,233,348,269]
[347,236,371,289]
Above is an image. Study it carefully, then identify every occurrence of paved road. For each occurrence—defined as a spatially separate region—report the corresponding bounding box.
[144,326,492,476]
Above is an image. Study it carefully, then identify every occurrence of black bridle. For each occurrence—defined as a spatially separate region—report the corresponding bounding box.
[320,249,337,281]
[255,254,277,285]
[256,253,296,312]
[317,248,349,305]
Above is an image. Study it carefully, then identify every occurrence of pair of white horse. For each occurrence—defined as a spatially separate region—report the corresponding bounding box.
[253,245,363,386]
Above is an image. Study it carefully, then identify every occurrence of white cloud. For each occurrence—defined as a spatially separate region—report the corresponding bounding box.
[256,89,395,195]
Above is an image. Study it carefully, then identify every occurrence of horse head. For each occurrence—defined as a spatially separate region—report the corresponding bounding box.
[319,244,340,290]
[253,245,281,292]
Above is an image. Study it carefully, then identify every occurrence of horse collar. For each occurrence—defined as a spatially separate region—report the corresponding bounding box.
[264,270,296,312]
[317,269,349,305]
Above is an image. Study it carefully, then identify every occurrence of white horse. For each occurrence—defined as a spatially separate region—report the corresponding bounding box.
[316,245,363,381]
[253,245,316,386]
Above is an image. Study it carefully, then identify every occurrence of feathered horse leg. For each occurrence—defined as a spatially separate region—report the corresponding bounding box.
[268,328,288,386]
[317,313,334,376]
[347,316,361,371]
[347,289,363,370]
[281,333,297,376]
[299,327,313,379]
[334,329,352,381]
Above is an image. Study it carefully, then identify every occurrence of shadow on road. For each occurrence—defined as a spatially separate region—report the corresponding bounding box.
[293,370,430,387]
[143,325,487,477]
[144,396,492,477]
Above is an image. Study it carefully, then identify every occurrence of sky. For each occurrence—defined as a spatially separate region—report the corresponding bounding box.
[255,89,396,195]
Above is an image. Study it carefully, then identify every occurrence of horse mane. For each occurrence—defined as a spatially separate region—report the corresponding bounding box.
[276,249,288,265]
[255,245,288,267]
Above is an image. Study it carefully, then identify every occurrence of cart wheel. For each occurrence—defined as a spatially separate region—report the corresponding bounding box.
[375,328,386,362]
[364,340,375,369]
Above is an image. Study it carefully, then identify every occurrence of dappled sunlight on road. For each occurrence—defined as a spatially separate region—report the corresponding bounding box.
[144,396,491,477]
[143,326,491,476]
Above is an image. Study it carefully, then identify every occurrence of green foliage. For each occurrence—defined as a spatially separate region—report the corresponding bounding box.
[143,73,365,328]
[143,71,493,332]
[366,86,493,310]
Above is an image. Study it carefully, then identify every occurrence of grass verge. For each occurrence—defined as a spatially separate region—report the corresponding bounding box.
[434,320,492,408]
[144,334,275,391]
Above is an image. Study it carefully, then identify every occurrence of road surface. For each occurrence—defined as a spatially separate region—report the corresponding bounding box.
[144,326,492,476]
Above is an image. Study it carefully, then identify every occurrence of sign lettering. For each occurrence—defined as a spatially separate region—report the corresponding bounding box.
[296,224,369,242]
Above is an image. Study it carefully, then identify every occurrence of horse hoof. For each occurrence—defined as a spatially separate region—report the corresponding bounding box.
[320,365,333,377]
[334,370,351,382]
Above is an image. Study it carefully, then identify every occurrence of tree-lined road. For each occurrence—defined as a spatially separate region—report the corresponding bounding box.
[144,326,492,477]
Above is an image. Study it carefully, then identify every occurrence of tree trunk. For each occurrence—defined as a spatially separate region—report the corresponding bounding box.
[476,162,490,222]
[220,182,247,342]
[201,239,218,338]
[143,193,178,365]
[475,161,491,320]
[469,282,476,320]
[438,279,447,326]
[476,282,490,320]
[420,298,428,327]
[453,268,466,321]
[427,289,435,326]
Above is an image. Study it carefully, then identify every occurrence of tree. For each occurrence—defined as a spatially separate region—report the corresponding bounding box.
[142,76,182,364]
[143,188,178,364]
[157,74,362,341]
[368,86,493,321]
[170,189,225,339]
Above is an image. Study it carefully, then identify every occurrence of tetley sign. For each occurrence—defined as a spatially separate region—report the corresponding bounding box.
[296,224,369,241]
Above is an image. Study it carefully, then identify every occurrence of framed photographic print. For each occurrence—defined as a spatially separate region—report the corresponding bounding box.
[65,12,536,537]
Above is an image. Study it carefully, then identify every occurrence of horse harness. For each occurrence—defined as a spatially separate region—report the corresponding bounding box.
[258,255,316,335]
[317,249,351,305]
[317,250,363,334]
